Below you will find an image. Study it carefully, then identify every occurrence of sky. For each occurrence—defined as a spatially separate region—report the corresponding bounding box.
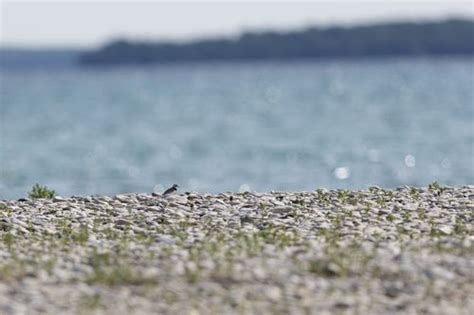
[1,0,473,48]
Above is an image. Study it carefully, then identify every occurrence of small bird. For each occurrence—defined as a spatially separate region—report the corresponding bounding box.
[163,184,179,196]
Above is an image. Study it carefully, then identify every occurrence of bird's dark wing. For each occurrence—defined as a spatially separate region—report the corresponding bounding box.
[163,187,175,195]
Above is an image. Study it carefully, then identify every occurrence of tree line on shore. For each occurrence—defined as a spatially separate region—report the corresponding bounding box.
[79,19,473,65]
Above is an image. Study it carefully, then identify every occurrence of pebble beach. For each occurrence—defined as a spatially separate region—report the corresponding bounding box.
[0,185,472,314]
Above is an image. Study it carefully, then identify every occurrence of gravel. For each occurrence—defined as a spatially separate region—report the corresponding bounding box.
[0,185,472,314]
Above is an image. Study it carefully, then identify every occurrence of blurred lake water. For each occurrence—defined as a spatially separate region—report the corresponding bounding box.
[1,58,473,198]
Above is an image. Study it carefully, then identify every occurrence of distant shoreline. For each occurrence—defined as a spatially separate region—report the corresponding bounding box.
[79,19,474,66]
[1,50,473,70]
[1,19,472,69]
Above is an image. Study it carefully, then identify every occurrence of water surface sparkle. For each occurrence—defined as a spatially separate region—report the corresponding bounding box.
[1,58,473,198]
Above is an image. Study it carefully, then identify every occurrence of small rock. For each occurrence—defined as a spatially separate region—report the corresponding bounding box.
[53,196,66,202]
[271,206,294,214]
[438,225,452,235]
[115,219,131,226]
[333,301,351,309]
[240,216,254,225]
[115,194,129,203]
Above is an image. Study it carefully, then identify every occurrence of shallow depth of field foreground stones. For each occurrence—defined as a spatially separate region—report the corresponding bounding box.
[0,185,473,314]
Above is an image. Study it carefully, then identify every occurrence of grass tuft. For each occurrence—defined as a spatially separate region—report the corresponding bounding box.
[29,184,55,199]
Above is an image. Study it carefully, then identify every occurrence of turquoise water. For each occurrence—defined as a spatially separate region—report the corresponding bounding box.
[1,58,473,198]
